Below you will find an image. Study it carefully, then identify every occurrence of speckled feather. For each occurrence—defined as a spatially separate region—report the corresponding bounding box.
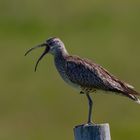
[63,55,140,100]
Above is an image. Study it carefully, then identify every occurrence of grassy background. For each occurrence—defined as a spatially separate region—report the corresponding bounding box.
[0,0,140,140]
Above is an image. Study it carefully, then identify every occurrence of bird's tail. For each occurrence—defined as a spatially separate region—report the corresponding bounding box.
[126,93,140,104]
[122,87,140,104]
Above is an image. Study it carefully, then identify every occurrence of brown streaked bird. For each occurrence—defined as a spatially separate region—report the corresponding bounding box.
[25,37,140,124]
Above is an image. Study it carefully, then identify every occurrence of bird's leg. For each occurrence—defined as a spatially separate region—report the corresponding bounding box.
[86,93,93,124]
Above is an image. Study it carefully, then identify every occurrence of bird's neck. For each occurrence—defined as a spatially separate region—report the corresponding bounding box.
[54,47,69,73]
[54,47,69,60]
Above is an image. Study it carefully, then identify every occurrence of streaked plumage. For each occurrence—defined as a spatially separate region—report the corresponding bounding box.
[25,37,140,124]
[65,55,139,101]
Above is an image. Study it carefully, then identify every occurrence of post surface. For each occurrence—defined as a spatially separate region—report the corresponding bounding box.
[74,123,111,140]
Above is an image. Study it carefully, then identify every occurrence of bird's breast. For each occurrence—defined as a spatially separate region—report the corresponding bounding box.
[54,57,81,91]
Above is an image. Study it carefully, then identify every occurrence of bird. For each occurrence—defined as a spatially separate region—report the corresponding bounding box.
[25,37,140,124]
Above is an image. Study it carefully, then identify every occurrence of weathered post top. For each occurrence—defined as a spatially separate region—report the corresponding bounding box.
[74,123,111,140]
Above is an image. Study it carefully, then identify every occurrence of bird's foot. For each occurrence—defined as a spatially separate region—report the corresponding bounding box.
[84,121,94,127]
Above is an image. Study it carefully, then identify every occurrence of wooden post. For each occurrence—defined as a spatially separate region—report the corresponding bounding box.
[74,123,111,140]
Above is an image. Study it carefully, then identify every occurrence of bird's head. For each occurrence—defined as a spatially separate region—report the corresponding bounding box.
[46,37,65,55]
[25,37,67,71]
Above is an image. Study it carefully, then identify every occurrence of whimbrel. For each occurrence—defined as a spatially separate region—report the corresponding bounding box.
[25,37,140,124]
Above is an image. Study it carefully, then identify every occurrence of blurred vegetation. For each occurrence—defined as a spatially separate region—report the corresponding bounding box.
[0,0,140,140]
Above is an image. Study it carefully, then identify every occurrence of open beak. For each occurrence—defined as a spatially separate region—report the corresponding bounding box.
[25,43,50,72]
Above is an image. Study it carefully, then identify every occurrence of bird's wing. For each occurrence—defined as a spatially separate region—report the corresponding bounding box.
[65,55,138,94]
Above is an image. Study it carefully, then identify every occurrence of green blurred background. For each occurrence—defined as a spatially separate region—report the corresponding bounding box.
[0,0,140,140]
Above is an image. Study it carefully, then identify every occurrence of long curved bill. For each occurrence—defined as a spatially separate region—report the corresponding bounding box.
[25,43,50,72]
[25,43,46,56]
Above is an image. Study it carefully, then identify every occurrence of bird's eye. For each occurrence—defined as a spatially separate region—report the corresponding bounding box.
[47,40,60,47]
[48,41,55,46]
